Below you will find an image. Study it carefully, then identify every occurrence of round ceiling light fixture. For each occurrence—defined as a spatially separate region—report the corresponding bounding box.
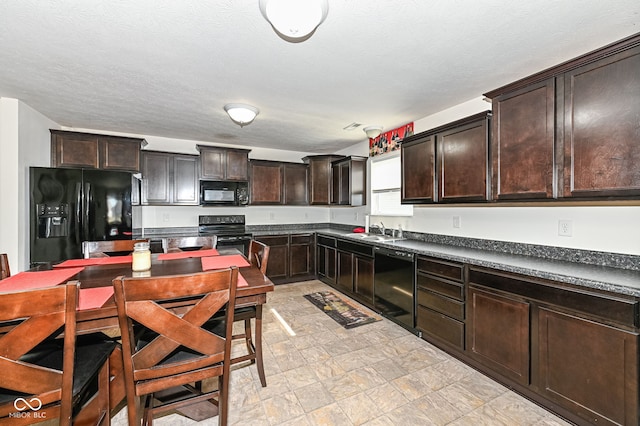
[259,0,329,43]
[224,103,260,127]
[363,126,383,139]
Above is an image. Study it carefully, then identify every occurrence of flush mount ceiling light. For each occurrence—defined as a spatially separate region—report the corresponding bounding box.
[363,126,383,139]
[259,0,329,43]
[224,103,259,127]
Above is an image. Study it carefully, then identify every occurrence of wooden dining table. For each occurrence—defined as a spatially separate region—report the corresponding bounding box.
[30,248,275,422]
[70,249,274,334]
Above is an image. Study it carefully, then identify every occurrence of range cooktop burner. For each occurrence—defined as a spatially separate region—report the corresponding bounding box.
[198,215,249,237]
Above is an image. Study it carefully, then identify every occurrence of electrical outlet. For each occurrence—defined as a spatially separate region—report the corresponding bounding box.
[558,220,573,237]
[162,213,170,222]
[269,212,275,220]
[453,216,461,229]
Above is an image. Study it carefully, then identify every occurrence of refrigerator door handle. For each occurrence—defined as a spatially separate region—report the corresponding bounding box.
[75,183,82,247]
[84,182,91,241]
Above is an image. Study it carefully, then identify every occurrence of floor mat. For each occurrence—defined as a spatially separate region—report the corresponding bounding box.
[303,290,381,329]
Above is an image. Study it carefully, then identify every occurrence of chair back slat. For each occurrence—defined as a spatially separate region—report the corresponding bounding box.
[130,291,229,370]
[249,240,270,275]
[113,267,237,388]
[82,239,149,258]
[0,254,10,280]
[0,282,78,423]
[164,236,217,253]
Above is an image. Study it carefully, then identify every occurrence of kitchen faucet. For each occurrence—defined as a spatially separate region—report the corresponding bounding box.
[379,222,385,236]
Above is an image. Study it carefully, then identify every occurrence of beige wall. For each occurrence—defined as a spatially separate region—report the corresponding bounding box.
[3,95,639,273]
[341,97,640,256]
[0,98,58,271]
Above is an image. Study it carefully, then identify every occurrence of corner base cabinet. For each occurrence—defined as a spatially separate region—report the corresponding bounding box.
[538,308,638,426]
[467,267,639,426]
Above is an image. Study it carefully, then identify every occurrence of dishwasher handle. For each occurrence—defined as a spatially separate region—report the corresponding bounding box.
[374,246,415,261]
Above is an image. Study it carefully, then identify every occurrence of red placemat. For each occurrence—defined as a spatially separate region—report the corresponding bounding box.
[78,287,114,310]
[201,254,250,270]
[158,249,220,261]
[53,256,132,268]
[0,267,84,292]
[237,273,249,288]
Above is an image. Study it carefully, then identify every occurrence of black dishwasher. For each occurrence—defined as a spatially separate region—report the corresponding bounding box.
[374,247,415,330]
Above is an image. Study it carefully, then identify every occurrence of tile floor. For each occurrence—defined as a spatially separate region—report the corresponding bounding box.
[112,280,573,425]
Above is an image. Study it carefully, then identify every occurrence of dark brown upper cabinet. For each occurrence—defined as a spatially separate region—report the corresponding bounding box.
[249,160,309,205]
[250,160,282,205]
[196,145,250,181]
[437,112,491,202]
[485,32,640,201]
[401,133,436,203]
[50,130,146,172]
[489,81,556,200]
[283,162,309,205]
[562,43,640,198]
[140,151,199,205]
[302,155,346,205]
[330,156,367,206]
[401,112,491,204]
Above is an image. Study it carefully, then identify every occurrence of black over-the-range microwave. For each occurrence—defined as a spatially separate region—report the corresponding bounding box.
[200,180,249,206]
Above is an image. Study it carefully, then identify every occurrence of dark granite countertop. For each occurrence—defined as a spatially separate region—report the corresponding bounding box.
[315,229,640,298]
[134,225,639,297]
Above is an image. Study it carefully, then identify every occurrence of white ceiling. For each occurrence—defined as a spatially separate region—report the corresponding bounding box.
[0,1,638,154]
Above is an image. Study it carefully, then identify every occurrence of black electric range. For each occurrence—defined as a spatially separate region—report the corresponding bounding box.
[198,215,252,256]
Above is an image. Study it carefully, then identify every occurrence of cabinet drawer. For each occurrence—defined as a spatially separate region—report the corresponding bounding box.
[417,306,465,350]
[417,288,464,320]
[291,234,314,245]
[336,239,374,257]
[317,235,336,247]
[417,257,464,282]
[417,273,464,301]
[255,235,288,246]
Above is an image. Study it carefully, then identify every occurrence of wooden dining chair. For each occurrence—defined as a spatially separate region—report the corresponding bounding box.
[0,282,117,426]
[164,236,217,253]
[230,240,269,386]
[0,254,10,280]
[248,240,270,275]
[112,267,239,426]
[82,239,149,258]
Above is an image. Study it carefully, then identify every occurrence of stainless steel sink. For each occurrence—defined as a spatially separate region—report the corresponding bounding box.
[362,235,405,242]
[343,233,370,239]
[342,233,405,243]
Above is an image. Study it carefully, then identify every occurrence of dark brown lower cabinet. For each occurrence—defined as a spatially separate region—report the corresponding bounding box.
[416,256,466,351]
[255,235,288,281]
[317,237,374,307]
[255,233,315,284]
[467,286,530,386]
[467,267,640,426]
[537,307,638,426]
[317,236,336,286]
[289,234,315,280]
[337,251,353,293]
[354,255,374,305]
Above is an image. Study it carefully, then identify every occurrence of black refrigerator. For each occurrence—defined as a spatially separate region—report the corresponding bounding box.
[29,167,134,266]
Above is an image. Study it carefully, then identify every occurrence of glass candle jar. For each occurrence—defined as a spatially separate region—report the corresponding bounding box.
[132,241,151,272]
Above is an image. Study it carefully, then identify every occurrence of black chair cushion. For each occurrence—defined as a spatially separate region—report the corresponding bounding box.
[135,319,226,367]
[0,333,117,407]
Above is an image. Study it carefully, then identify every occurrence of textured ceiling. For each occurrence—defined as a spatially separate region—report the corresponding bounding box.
[0,1,638,154]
